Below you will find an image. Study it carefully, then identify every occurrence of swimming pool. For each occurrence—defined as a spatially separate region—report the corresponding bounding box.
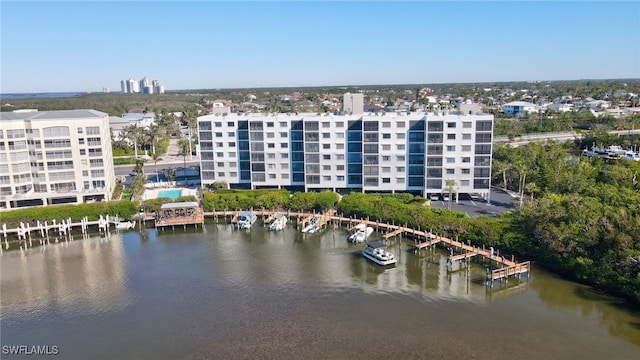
[157,189,183,199]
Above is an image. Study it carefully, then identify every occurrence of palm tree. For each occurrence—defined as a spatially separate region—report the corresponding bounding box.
[178,138,191,169]
[445,179,457,210]
[121,124,143,159]
[151,151,161,184]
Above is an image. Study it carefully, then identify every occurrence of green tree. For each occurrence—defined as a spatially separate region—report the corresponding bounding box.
[178,138,191,168]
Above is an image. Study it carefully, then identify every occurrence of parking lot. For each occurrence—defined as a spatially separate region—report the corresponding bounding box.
[429,188,518,217]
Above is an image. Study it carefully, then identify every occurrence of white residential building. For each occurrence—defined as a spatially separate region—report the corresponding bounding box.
[0,110,116,211]
[197,105,493,200]
[503,101,538,115]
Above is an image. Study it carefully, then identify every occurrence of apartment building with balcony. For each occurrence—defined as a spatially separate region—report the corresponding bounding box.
[197,105,493,200]
[0,109,116,211]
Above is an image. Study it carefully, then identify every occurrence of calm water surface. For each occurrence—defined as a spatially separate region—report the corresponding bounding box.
[2,221,639,359]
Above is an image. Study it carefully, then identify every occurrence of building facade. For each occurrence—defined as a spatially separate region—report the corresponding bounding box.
[197,108,493,200]
[503,101,537,115]
[0,110,116,211]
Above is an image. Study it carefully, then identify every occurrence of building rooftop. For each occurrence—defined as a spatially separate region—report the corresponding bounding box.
[0,109,107,121]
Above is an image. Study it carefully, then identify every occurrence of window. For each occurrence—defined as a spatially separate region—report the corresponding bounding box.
[322,122,330,128]
[447,134,456,140]
[461,168,470,174]
[382,133,391,139]
[214,122,222,127]
[382,156,390,161]
[323,144,330,149]
[215,132,223,138]
[217,162,225,167]
[280,122,287,127]
[267,153,276,159]
[281,153,288,159]
[462,145,471,152]
[396,177,405,184]
[460,180,470,186]
[322,132,330,139]
[382,144,391,151]
[337,175,345,181]
[323,154,331,160]
[228,152,236,157]
[85,127,100,135]
[266,122,274,127]
[446,169,455,175]
[336,143,344,150]
[447,122,456,128]
[446,145,456,151]
[281,142,288,148]
[397,121,405,128]
[396,155,405,161]
[462,133,472,140]
[217,152,224,157]
[446,157,455,163]
[281,163,289,169]
[280,132,288,138]
[228,132,235,137]
[80,149,86,155]
[476,120,492,131]
[462,157,471,163]
[323,165,331,171]
[382,178,391,183]
[228,122,235,127]
[335,122,344,128]
[267,132,275,138]
[397,144,405,150]
[382,167,391,173]
[336,133,344,139]
[396,166,405,172]
[463,121,472,128]
[323,175,331,181]
[267,143,275,148]
[336,154,344,160]
[336,165,344,170]
[396,133,405,139]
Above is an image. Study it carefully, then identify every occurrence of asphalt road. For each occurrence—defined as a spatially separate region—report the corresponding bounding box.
[114,161,200,177]
[429,187,518,217]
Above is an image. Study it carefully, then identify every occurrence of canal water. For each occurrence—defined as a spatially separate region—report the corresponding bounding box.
[2,221,639,359]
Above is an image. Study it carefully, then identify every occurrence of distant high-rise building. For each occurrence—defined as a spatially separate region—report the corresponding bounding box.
[152,80,165,94]
[120,77,164,94]
[103,87,110,93]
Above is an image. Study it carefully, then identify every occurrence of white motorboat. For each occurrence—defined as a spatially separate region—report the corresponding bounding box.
[269,214,288,231]
[236,211,257,229]
[362,241,397,266]
[348,223,374,243]
[302,214,323,233]
[115,221,134,230]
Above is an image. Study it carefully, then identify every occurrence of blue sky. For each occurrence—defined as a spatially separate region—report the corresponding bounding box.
[1,1,639,93]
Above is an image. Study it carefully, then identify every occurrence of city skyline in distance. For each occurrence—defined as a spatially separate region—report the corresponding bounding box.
[1,1,639,93]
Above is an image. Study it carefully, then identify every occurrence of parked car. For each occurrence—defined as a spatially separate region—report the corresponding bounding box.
[430,194,440,201]
[129,169,138,176]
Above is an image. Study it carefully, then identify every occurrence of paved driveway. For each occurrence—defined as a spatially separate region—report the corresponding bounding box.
[430,188,518,217]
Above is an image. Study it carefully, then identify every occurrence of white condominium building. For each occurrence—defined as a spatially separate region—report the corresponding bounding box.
[197,105,493,200]
[0,110,116,211]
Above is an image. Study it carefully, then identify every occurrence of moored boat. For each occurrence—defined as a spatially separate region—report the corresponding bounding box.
[115,221,134,230]
[268,214,288,231]
[236,211,257,229]
[348,223,374,243]
[362,241,397,266]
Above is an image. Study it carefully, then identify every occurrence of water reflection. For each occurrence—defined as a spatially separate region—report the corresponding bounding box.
[1,232,131,319]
